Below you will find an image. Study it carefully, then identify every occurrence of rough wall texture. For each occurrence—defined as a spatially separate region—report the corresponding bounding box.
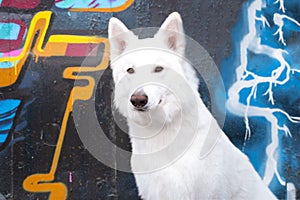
[0,0,299,199]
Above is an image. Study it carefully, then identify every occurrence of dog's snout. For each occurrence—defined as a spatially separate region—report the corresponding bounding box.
[130,94,148,108]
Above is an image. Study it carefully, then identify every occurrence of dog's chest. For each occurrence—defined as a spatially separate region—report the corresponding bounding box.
[130,134,245,200]
[134,158,199,200]
[132,154,221,200]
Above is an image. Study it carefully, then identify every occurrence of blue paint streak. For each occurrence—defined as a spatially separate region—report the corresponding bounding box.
[0,23,20,40]
[0,134,7,143]
[0,99,21,145]
[0,99,20,114]
[0,122,14,131]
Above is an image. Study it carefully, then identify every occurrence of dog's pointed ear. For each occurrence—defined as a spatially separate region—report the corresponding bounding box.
[108,17,130,61]
[158,12,185,55]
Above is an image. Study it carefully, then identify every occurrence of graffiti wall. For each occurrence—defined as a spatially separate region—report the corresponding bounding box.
[0,0,299,199]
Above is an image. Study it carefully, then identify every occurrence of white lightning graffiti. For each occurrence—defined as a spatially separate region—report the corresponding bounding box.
[273,13,300,46]
[226,0,300,190]
[274,0,286,13]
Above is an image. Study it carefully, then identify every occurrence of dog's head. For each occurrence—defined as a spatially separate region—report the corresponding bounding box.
[108,12,199,125]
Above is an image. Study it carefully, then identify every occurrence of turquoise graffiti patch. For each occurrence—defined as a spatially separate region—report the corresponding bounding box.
[55,0,128,9]
[0,61,19,69]
[0,22,21,40]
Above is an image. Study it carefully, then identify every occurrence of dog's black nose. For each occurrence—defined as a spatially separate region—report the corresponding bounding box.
[130,94,148,108]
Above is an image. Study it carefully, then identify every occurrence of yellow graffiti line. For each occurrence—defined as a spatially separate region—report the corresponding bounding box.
[48,35,103,43]
[0,11,52,87]
[69,0,134,12]
[23,39,109,200]
[38,35,105,57]
[23,174,68,200]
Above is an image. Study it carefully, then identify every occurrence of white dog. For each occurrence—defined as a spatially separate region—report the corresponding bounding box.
[108,12,276,200]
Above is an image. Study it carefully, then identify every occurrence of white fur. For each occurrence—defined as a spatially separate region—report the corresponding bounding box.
[108,12,276,200]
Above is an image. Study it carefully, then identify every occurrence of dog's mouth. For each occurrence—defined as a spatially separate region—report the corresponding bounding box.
[134,107,149,112]
[133,99,162,112]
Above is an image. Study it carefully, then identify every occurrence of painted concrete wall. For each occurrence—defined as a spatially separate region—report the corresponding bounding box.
[0,0,299,199]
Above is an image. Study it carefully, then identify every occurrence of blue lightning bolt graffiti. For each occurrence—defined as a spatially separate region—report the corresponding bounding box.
[222,0,300,197]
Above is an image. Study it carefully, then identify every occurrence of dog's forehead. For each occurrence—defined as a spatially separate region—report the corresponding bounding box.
[114,48,182,68]
[127,36,166,49]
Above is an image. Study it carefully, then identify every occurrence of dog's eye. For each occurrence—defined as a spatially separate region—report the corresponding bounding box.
[127,68,135,74]
[154,66,164,73]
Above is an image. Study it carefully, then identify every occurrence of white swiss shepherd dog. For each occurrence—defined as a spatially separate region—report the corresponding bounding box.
[108,12,277,200]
